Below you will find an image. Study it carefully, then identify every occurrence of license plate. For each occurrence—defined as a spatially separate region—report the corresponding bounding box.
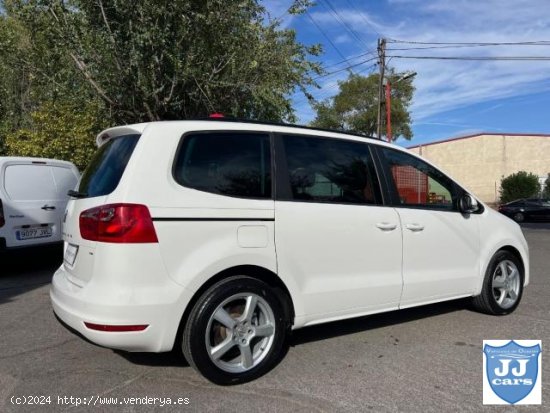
[64,244,79,267]
[16,227,53,240]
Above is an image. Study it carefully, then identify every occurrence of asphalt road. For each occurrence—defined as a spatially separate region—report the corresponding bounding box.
[1,225,549,412]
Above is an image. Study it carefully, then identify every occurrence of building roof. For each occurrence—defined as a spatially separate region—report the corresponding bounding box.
[408,132,550,149]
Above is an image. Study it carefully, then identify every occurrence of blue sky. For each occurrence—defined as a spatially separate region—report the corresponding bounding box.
[265,0,550,146]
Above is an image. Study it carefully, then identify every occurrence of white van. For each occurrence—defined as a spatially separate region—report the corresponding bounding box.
[50,120,528,384]
[0,157,79,250]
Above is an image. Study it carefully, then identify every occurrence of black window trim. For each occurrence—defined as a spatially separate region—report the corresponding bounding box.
[273,132,388,207]
[373,145,483,214]
[172,130,276,201]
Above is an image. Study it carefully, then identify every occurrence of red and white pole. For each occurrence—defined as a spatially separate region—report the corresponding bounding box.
[385,81,392,143]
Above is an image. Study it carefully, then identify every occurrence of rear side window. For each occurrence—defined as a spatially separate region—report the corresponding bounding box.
[280,134,381,205]
[78,134,140,198]
[4,165,57,201]
[174,132,272,199]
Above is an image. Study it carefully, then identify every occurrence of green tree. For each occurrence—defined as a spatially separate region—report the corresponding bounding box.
[5,101,108,170]
[0,7,116,156]
[542,173,550,198]
[499,171,541,204]
[4,0,322,124]
[311,71,414,140]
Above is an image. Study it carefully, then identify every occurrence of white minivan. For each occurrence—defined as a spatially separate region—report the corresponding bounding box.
[50,120,529,384]
[0,157,79,250]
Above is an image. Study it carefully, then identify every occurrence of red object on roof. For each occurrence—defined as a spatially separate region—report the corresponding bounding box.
[209,113,225,118]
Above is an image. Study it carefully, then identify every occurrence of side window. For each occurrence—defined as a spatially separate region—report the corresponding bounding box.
[380,148,458,210]
[174,132,271,199]
[281,134,381,205]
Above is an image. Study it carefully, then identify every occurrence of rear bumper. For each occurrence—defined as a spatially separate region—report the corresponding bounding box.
[50,264,189,352]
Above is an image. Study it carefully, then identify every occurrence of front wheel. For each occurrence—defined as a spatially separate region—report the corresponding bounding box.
[182,276,287,384]
[472,251,524,315]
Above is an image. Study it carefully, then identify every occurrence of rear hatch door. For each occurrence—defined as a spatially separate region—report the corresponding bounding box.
[62,132,141,285]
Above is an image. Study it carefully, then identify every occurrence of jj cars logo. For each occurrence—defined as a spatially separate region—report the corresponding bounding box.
[483,340,541,405]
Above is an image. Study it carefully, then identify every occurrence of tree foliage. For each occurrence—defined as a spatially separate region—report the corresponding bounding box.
[0,0,322,165]
[5,101,109,170]
[3,0,321,124]
[311,71,414,140]
[500,171,541,204]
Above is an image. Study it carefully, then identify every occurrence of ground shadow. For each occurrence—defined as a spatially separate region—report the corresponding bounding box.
[290,298,469,346]
[116,350,190,368]
[0,244,62,304]
[116,298,468,370]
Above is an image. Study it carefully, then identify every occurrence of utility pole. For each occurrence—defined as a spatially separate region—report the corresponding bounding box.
[376,38,386,140]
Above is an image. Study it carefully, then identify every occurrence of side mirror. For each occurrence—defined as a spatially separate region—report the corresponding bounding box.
[459,193,479,214]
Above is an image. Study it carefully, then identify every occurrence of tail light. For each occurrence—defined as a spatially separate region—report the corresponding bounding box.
[0,199,4,227]
[79,204,158,243]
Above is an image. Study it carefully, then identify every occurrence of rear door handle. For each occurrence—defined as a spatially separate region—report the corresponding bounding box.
[41,205,56,211]
[376,222,397,231]
[405,223,424,232]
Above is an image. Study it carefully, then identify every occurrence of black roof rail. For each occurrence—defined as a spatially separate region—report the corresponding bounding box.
[191,116,378,140]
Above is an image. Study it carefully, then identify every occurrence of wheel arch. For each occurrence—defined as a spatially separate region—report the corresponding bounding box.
[476,244,527,295]
[498,245,525,274]
[172,265,295,351]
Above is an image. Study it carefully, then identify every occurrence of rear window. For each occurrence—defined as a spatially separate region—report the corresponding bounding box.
[78,134,140,198]
[173,132,271,199]
[4,164,57,201]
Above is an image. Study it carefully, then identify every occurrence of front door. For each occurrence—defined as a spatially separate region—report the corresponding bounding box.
[376,147,480,307]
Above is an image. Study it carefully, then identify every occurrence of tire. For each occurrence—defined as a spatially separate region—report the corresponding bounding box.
[472,251,524,315]
[182,276,287,385]
[513,212,525,223]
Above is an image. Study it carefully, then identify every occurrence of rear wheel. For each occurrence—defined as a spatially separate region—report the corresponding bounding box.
[472,251,523,315]
[182,276,287,384]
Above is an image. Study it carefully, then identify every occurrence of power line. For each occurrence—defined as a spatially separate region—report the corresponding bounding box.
[387,38,550,46]
[387,44,550,51]
[313,56,378,81]
[345,0,382,37]
[321,0,370,49]
[293,63,378,106]
[388,55,550,61]
[322,49,377,71]
[305,11,355,72]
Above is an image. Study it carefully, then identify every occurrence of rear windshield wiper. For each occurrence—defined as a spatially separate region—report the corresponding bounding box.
[67,190,88,198]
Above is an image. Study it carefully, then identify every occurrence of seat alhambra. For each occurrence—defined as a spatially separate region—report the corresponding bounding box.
[51,120,528,384]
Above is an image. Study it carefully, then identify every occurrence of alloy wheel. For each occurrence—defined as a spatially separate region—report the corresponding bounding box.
[205,293,276,373]
[491,260,521,310]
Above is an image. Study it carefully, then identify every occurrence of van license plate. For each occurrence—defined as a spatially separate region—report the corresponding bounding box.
[64,244,79,266]
[16,227,53,240]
